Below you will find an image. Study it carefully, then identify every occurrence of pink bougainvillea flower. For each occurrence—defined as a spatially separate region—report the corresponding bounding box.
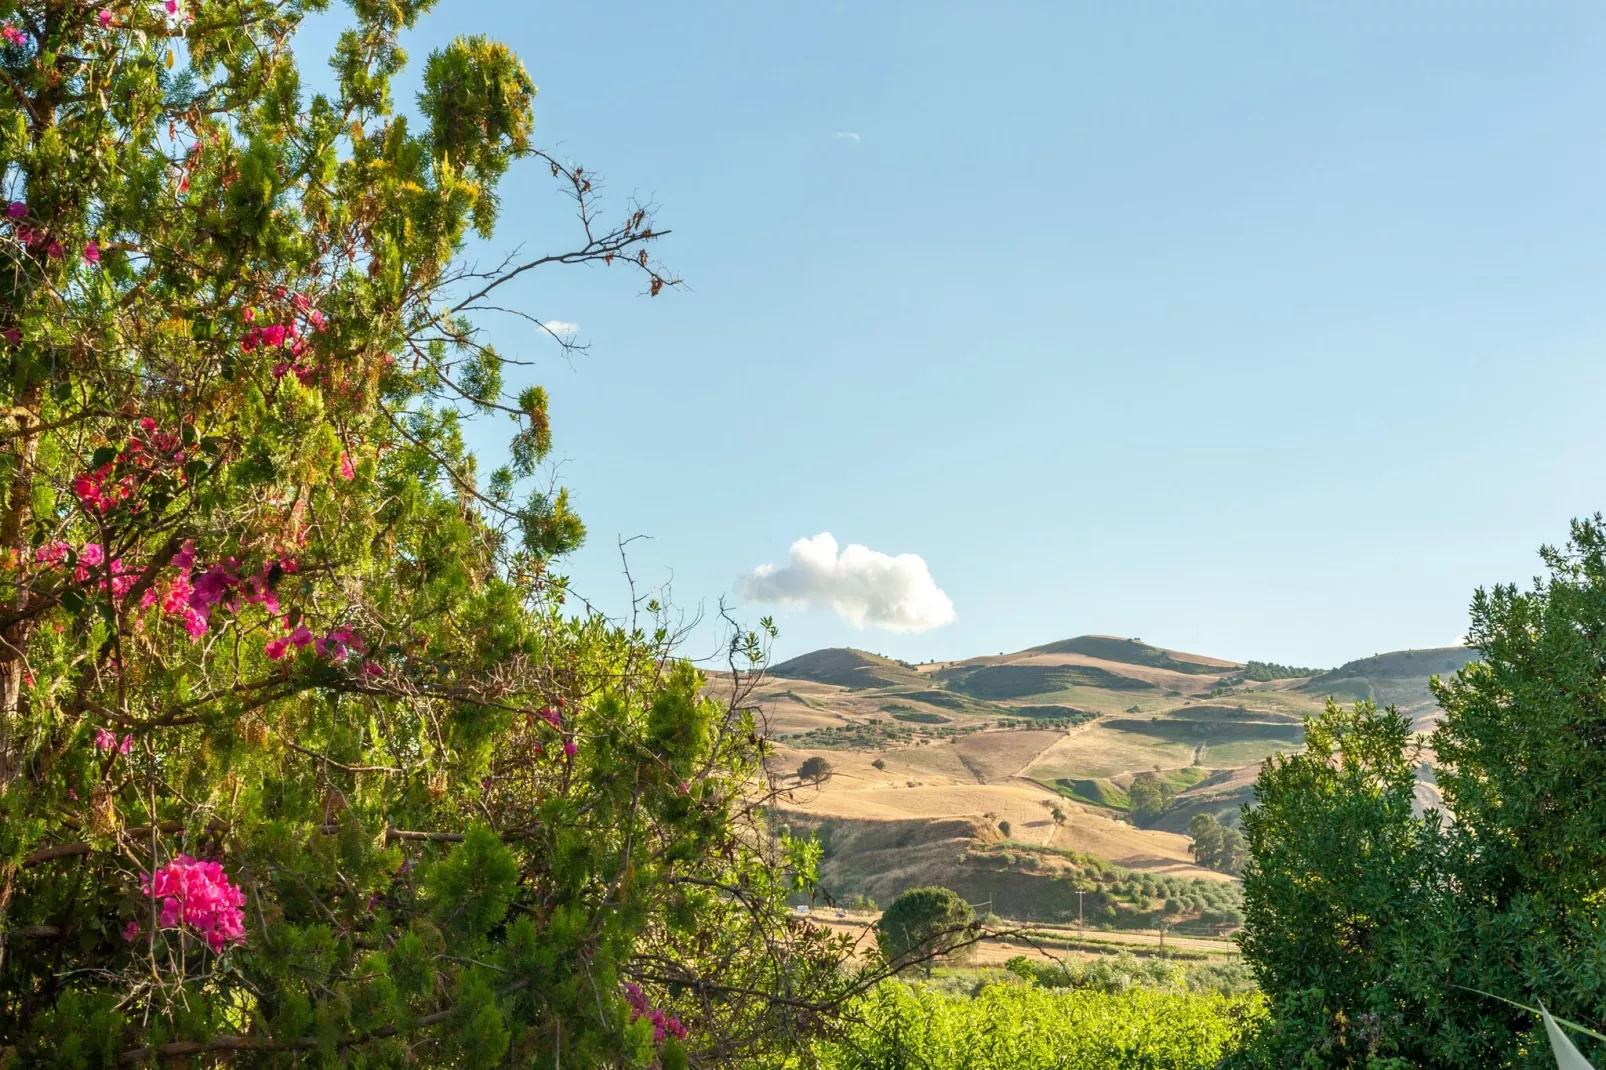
[0,24,25,46]
[563,740,578,757]
[339,451,355,481]
[164,0,177,13]
[45,240,63,260]
[82,240,100,264]
[361,660,383,676]
[118,734,132,755]
[141,855,247,952]
[94,728,117,751]
[288,624,313,649]
[1,328,18,345]
[123,919,140,942]
[189,565,236,608]
[5,201,25,219]
[98,9,112,28]
[264,637,289,660]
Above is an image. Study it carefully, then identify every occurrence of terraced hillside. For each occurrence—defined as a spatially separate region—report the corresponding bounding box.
[745,636,1473,920]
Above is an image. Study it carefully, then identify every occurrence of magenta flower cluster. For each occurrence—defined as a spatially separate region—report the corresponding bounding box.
[132,855,248,952]
[94,728,132,755]
[623,982,687,1044]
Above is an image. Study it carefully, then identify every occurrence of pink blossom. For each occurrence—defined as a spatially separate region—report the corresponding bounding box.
[141,855,247,952]
[35,541,69,565]
[123,919,140,942]
[83,240,100,264]
[339,451,355,481]
[264,637,288,660]
[189,566,236,608]
[0,24,25,46]
[94,728,117,751]
[361,660,383,676]
[172,539,196,573]
[163,0,177,14]
[45,240,63,260]
[288,624,313,649]
[98,10,112,28]
[563,740,578,758]
[1,328,18,345]
[242,307,255,323]
[5,201,24,219]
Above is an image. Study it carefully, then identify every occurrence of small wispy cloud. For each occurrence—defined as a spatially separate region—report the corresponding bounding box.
[738,532,956,633]
[832,132,861,143]
[543,320,579,338]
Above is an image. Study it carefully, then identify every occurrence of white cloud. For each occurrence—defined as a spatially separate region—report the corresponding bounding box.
[738,532,956,633]
[544,320,579,338]
[832,132,861,142]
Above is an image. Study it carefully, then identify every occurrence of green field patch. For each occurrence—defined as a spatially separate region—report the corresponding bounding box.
[1027,636,1236,676]
[1038,776,1132,810]
[1106,718,1306,744]
[939,664,1158,700]
[1011,704,1101,724]
[890,709,950,724]
[768,647,928,689]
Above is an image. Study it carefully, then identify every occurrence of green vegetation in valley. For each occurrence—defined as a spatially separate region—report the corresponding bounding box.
[961,843,1245,931]
[1004,952,1259,996]
[814,982,1264,1070]
[1007,704,1101,724]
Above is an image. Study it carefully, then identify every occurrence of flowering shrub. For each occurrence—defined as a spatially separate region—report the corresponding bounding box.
[0,1,850,1067]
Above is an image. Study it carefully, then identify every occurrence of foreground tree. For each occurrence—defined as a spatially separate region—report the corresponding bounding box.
[1419,517,1606,1067]
[1236,518,1606,1068]
[1235,700,1433,1066]
[875,887,975,980]
[0,2,853,1065]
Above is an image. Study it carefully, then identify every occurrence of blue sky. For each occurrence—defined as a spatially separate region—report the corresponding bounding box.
[304,2,1606,668]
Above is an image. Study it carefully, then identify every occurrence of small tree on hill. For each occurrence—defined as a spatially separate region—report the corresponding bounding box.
[1129,772,1175,821]
[876,886,976,978]
[998,820,1012,838]
[1188,813,1225,868]
[798,755,834,785]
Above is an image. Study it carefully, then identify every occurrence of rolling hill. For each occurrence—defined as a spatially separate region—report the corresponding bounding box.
[745,634,1473,923]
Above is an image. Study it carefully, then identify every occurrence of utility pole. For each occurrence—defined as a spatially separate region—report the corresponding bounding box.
[1078,888,1084,929]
